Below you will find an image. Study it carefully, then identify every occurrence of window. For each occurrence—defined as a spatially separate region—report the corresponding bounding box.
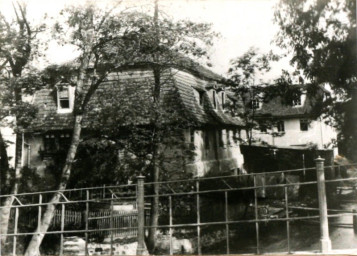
[218,130,224,147]
[251,99,260,109]
[199,92,204,106]
[212,90,217,109]
[260,125,267,133]
[190,129,195,144]
[226,129,231,146]
[233,129,240,144]
[58,88,70,109]
[277,121,285,132]
[44,134,57,153]
[204,131,210,150]
[59,133,71,151]
[221,92,225,109]
[43,133,71,155]
[57,85,74,113]
[300,119,309,131]
[292,95,302,106]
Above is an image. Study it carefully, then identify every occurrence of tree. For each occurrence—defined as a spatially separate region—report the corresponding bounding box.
[20,0,216,253]
[227,47,278,145]
[0,2,45,246]
[23,2,136,255]
[115,1,217,250]
[274,0,357,161]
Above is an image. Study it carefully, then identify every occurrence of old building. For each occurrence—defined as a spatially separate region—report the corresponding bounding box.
[9,65,246,178]
[250,84,338,154]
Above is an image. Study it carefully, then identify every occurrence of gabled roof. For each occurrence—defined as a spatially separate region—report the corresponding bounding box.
[254,84,327,119]
[26,67,244,132]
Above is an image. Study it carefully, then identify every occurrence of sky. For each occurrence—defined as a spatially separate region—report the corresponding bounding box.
[0,0,290,82]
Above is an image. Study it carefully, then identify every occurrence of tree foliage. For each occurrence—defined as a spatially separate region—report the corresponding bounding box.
[274,0,357,160]
[227,48,279,144]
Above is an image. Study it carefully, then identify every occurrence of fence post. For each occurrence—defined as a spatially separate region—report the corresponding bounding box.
[315,157,331,253]
[136,176,146,255]
[353,209,357,234]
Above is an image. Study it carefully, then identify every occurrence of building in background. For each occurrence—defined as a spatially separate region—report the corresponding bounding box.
[251,84,338,155]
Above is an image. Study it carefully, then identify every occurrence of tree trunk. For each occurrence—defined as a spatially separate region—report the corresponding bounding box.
[0,130,10,193]
[0,131,23,248]
[24,115,83,256]
[147,147,160,252]
[0,76,24,248]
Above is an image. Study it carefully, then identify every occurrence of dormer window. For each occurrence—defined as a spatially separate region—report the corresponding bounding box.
[199,91,204,106]
[194,89,205,106]
[58,89,70,109]
[221,92,225,109]
[56,85,75,113]
[212,90,217,109]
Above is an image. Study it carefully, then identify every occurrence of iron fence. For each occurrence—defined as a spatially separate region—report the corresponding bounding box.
[0,158,357,255]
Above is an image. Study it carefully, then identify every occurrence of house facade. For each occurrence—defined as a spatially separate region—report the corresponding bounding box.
[250,85,338,154]
[7,66,246,178]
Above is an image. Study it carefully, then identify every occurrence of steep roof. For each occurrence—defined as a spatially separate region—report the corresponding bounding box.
[254,84,327,119]
[27,67,244,132]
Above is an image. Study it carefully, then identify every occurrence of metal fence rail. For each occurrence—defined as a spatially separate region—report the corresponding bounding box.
[0,159,356,255]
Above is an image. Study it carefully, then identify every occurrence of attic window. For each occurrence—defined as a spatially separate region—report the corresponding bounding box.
[56,86,74,113]
[199,91,204,106]
[221,92,225,109]
[194,89,204,106]
[213,90,217,109]
[58,88,70,109]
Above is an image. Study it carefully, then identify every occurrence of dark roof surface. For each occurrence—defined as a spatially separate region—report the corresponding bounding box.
[254,85,326,119]
[27,68,244,132]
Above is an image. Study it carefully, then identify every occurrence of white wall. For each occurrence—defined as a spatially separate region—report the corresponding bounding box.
[187,128,244,177]
[0,118,16,168]
[253,117,338,151]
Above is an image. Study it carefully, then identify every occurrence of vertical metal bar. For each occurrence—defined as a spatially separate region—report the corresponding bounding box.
[60,203,65,256]
[353,209,357,234]
[12,206,18,256]
[136,176,145,255]
[196,180,201,255]
[315,157,331,253]
[0,225,2,256]
[110,195,114,256]
[225,191,230,254]
[103,185,106,199]
[302,153,306,180]
[85,190,89,256]
[38,194,42,229]
[285,186,290,253]
[169,196,173,255]
[253,175,260,254]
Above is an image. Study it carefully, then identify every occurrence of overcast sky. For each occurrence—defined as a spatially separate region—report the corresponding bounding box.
[0,0,290,82]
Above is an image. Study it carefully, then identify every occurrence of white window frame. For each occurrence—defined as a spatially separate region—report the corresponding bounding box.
[56,85,75,113]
